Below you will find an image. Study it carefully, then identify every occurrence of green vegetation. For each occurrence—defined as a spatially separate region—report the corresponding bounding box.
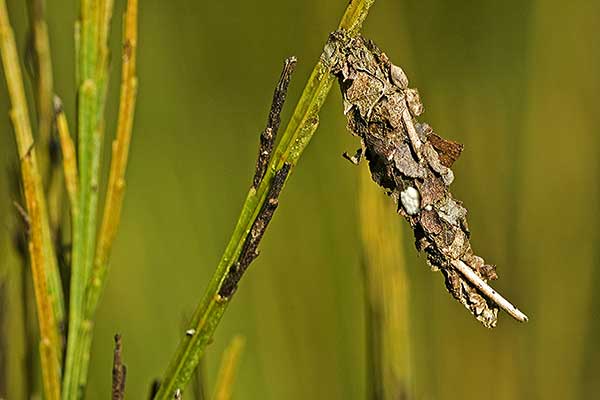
[1,0,599,399]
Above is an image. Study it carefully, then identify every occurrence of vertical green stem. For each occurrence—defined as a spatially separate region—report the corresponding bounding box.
[62,0,114,397]
[87,0,138,320]
[154,1,376,398]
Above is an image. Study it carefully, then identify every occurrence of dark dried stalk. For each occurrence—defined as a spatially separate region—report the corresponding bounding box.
[219,162,291,298]
[112,334,127,400]
[252,57,297,188]
[327,31,527,327]
[155,58,296,398]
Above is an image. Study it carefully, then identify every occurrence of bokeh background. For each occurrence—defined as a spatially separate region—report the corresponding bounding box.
[1,0,599,399]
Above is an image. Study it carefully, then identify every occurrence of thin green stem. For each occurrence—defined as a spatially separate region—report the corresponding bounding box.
[154,1,376,398]
[62,0,115,397]
[62,79,98,400]
[77,0,137,392]
[87,0,138,321]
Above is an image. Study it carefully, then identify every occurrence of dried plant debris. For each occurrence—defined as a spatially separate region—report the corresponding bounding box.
[112,334,127,400]
[253,57,297,189]
[324,30,527,327]
[219,57,297,299]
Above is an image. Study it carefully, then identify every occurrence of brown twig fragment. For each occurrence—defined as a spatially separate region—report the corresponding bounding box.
[112,334,127,400]
[217,57,298,298]
[326,30,528,327]
[220,163,291,298]
[12,201,31,231]
[452,260,528,322]
[252,57,297,188]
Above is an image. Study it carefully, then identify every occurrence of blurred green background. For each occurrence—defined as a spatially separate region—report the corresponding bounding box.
[1,0,599,399]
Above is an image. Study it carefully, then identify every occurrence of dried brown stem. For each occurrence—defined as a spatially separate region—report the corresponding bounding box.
[13,201,31,230]
[220,163,291,298]
[218,57,298,298]
[252,57,297,188]
[112,334,127,400]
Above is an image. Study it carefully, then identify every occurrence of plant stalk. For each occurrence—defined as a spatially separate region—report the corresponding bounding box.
[154,1,376,398]
[26,0,67,342]
[0,2,61,398]
[87,0,138,320]
[62,0,115,397]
